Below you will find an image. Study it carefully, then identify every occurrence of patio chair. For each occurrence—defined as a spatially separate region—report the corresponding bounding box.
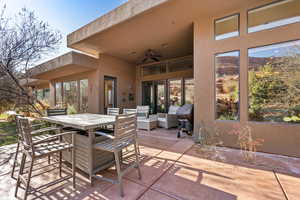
[14,116,76,200]
[157,105,180,129]
[123,108,137,114]
[136,106,149,119]
[47,108,67,116]
[11,116,60,178]
[93,114,141,197]
[107,108,120,116]
[136,106,157,131]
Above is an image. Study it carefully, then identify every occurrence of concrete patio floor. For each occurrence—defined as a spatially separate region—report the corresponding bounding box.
[0,128,299,200]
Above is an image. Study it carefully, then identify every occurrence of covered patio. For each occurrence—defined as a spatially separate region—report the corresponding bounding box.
[1,129,299,200]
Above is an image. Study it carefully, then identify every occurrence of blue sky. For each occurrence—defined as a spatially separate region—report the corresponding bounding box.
[2,0,127,63]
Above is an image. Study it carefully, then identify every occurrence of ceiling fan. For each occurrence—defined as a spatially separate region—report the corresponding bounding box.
[141,49,162,63]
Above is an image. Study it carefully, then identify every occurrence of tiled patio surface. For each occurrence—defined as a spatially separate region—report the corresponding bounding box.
[0,128,299,200]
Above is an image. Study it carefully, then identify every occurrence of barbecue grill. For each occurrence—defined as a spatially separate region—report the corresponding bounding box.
[176,104,194,138]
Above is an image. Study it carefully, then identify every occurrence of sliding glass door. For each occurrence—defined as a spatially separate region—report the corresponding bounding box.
[168,79,183,106]
[104,76,117,112]
[142,78,194,113]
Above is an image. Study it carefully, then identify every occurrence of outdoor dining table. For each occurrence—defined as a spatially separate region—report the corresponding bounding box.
[41,113,116,184]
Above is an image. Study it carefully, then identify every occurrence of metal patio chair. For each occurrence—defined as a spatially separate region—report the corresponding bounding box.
[123,108,137,114]
[107,108,120,116]
[14,116,76,200]
[11,117,60,178]
[93,114,141,197]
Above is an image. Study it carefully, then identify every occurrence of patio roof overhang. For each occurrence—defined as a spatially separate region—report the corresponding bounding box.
[20,78,49,87]
[29,51,98,80]
[67,0,266,63]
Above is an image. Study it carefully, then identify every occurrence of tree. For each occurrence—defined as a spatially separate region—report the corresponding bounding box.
[0,5,61,116]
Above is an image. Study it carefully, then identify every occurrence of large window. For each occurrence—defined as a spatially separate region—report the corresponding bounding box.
[248,0,300,33]
[35,88,49,102]
[248,40,300,123]
[142,64,166,76]
[215,51,240,120]
[168,57,193,73]
[169,79,182,106]
[55,83,63,106]
[63,81,78,111]
[141,56,193,77]
[184,78,194,104]
[215,14,239,40]
[55,79,88,113]
[80,79,89,113]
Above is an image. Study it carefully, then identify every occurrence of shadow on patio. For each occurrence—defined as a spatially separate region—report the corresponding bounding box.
[0,128,299,200]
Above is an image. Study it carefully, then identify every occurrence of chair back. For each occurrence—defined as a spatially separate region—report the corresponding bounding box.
[107,108,120,116]
[47,108,67,116]
[168,106,180,114]
[16,116,33,149]
[123,109,137,115]
[136,106,149,119]
[114,114,137,142]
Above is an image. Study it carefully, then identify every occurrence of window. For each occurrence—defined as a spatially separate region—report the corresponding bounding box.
[80,79,88,113]
[36,89,44,101]
[215,14,239,40]
[169,79,182,106]
[184,79,194,104]
[248,0,300,33]
[142,64,166,76]
[215,51,240,120]
[55,83,63,106]
[168,57,193,72]
[63,81,78,112]
[248,40,300,123]
[35,88,49,102]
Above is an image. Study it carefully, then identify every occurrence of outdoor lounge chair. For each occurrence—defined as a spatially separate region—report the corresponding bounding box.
[14,116,76,200]
[157,105,180,129]
[93,114,141,197]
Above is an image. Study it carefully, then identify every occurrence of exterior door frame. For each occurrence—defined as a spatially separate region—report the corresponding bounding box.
[104,76,117,111]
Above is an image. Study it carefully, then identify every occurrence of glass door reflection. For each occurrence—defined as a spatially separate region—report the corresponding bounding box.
[155,81,167,113]
[104,76,117,113]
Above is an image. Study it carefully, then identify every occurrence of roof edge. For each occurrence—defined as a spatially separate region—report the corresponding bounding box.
[67,0,170,47]
[29,51,98,78]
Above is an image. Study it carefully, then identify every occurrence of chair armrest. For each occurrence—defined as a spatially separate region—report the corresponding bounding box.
[94,131,115,139]
[31,127,60,135]
[33,131,76,145]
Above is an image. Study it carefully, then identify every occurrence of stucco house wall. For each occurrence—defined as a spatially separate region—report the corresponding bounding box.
[193,0,300,157]
[45,54,136,114]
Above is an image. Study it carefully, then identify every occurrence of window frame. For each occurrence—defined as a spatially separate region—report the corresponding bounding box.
[247,39,300,125]
[214,50,241,122]
[247,0,300,34]
[214,13,240,41]
[167,78,184,107]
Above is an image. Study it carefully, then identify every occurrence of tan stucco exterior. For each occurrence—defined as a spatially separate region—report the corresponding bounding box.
[193,0,300,157]
[30,52,136,114]
[29,0,300,157]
